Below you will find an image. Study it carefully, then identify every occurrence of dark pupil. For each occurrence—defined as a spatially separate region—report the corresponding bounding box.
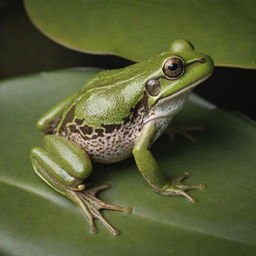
[168,63,179,71]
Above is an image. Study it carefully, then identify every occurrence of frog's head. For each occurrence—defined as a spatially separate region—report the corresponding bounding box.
[144,39,214,107]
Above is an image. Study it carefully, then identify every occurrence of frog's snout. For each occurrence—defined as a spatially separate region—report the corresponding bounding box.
[199,58,206,63]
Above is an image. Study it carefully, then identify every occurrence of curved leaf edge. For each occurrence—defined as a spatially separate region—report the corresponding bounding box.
[23,5,256,70]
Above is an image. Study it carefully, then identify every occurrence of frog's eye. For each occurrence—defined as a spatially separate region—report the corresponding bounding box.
[145,79,161,96]
[162,57,184,79]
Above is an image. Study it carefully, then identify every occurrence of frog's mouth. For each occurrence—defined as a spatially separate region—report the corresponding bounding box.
[159,73,212,103]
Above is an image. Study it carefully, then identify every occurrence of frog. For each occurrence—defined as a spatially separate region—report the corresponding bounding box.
[30,39,214,236]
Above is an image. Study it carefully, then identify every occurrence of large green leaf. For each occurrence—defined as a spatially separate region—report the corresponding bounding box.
[0,2,99,79]
[0,69,255,255]
[23,0,256,69]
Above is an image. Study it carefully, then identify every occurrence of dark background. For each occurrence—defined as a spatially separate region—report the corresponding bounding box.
[1,0,255,120]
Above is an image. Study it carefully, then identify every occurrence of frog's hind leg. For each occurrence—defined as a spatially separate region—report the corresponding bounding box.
[30,135,131,235]
[70,184,132,235]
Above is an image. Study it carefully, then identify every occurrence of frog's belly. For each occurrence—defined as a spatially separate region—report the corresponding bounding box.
[65,123,143,164]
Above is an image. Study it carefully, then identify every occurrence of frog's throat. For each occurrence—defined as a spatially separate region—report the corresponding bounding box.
[144,73,211,124]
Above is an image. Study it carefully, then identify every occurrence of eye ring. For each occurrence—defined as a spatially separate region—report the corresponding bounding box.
[145,79,161,96]
[162,57,184,80]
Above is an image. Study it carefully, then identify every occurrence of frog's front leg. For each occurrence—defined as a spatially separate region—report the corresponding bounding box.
[133,122,206,202]
[30,135,131,235]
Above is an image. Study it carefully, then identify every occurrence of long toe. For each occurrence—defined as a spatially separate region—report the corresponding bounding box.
[69,184,131,235]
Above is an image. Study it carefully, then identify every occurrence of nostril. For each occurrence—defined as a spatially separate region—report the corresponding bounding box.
[186,57,207,67]
[199,58,206,63]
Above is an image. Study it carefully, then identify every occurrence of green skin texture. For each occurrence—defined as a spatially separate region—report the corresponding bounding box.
[31,40,214,235]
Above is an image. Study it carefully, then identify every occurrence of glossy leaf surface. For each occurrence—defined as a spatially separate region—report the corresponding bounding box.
[0,69,256,255]
[24,0,256,68]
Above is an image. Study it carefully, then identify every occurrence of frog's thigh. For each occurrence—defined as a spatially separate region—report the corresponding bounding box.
[30,135,92,194]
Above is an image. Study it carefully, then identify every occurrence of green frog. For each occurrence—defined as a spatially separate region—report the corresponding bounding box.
[31,39,214,235]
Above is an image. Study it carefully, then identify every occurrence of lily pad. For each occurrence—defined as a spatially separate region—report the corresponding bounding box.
[23,0,256,69]
[0,69,255,255]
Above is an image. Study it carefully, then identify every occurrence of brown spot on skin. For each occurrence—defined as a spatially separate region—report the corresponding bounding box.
[80,125,93,135]
[123,116,130,124]
[101,123,122,133]
[75,119,84,126]
[95,128,104,137]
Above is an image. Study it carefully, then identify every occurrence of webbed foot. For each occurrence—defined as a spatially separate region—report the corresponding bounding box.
[155,172,207,202]
[68,183,132,235]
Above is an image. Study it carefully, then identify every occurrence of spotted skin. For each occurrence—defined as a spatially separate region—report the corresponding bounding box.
[63,114,144,163]
[55,92,188,164]
[55,94,147,163]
